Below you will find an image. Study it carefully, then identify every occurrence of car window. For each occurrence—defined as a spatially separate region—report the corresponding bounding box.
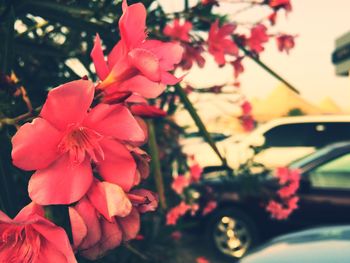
[309,153,350,189]
[264,122,350,148]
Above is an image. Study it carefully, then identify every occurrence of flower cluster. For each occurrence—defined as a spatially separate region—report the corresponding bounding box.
[2,0,183,261]
[266,167,301,220]
[167,157,217,226]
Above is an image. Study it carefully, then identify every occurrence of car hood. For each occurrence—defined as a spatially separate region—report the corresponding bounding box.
[240,225,350,263]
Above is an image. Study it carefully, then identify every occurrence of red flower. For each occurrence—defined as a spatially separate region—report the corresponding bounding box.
[12,79,144,205]
[201,0,218,6]
[247,24,269,53]
[197,256,210,263]
[231,57,245,80]
[166,202,191,225]
[91,0,184,103]
[180,43,206,70]
[276,34,296,54]
[268,12,277,25]
[69,180,156,260]
[190,163,203,182]
[241,100,252,115]
[208,20,238,66]
[240,115,255,132]
[269,0,292,12]
[202,201,217,216]
[164,19,192,42]
[0,203,76,263]
[171,175,191,195]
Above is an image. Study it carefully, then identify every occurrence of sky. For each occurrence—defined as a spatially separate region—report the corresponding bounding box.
[159,0,350,109]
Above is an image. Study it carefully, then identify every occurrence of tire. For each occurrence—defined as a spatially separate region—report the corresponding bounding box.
[205,207,260,261]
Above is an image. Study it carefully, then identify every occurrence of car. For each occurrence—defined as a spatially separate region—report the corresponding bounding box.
[239,225,350,263]
[181,115,350,169]
[194,141,350,261]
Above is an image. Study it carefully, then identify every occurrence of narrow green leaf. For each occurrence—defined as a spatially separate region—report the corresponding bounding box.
[174,84,227,166]
[147,119,167,210]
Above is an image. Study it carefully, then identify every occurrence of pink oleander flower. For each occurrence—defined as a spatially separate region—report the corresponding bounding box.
[12,79,144,205]
[197,256,210,263]
[231,57,244,80]
[70,180,157,260]
[247,24,269,54]
[202,201,217,216]
[276,34,296,54]
[164,19,192,42]
[130,104,167,118]
[91,0,184,103]
[171,175,191,195]
[0,203,76,263]
[208,20,238,66]
[180,43,206,70]
[240,115,255,132]
[190,162,203,183]
[268,12,277,25]
[241,100,252,116]
[166,201,191,225]
[269,0,292,12]
[201,0,218,6]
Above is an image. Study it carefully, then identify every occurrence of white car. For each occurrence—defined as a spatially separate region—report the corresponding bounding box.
[180,115,350,169]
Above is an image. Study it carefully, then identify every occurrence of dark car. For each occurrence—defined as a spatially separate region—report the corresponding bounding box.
[196,141,350,260]
[239,225,350,263]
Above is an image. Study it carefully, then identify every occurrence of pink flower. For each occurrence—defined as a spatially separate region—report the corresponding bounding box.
[190,163,203,182]
[201,0,218,6]
[241,100,252,115]
[171,175,191,195]
[180,43,206,70]
[12,79,144,205]
[69,180,155,260]
[268,12,277,25]
[202,201,217,216]
[164,19,192,42]
[197,256,210,263]
[247,24,269,53]
[231,57,245,80]
[0,203,76,263]
[266,200,289,220]
[276,34,296,54]
[240,115,255,132]
[166,202,191,225]
[208,20,238,66]
[269,0,292,12]
[130,104,167,118]
[91,0,184,103]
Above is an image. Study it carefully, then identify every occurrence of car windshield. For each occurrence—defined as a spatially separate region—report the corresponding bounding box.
[289,147,334,169]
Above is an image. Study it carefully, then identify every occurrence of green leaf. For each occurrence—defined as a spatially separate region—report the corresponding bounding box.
[147,119,167,210]
[174,84,227,166]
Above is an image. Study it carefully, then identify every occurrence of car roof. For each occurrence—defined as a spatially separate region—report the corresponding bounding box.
[252,115,350,136]
[240,225,350,263]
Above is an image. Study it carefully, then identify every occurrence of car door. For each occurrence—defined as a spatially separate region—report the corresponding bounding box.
[295,152,350,225]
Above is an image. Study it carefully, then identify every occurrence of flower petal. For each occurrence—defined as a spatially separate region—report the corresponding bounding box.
[119,75,165,98]
[117,208,140,241]
[119,0,147,49]
[11,118,61,171]
[40,79,94,131]
[128,48,161,82]
[81,218,122,260]
[87,180,132,221]
[69,207,87,248]
[28,154,93,205]
[97,138,137,192]
[74,198,102,250]
[84,103,145,142]
[33,219,77,263]
[14,202,45,222]
[91,34,109,80]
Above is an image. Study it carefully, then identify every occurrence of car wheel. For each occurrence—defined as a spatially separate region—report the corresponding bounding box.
[206,208,259,261]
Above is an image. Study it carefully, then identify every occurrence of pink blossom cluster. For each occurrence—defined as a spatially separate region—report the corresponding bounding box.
[1,0,183,262]
[266,167,301,220]
[167,157,217,225]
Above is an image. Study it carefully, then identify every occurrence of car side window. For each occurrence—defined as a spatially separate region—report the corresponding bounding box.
[263,123,323,147]
[309,153,350,189]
